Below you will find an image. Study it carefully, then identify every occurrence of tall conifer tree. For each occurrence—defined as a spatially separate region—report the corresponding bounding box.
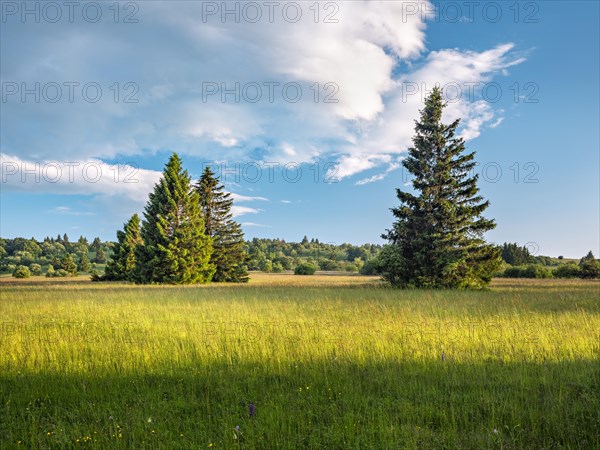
[383,87,501,288]
[137,153,215,284]
[104,214,142,281]
[196,166,249,282]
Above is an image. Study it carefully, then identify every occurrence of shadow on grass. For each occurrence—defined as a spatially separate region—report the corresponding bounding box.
[1,359,599,449]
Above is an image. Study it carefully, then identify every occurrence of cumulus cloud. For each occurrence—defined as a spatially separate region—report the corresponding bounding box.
[1,153,265,221]
[333,43,525,179]
[1,1,525,189]
[0,153,161,202]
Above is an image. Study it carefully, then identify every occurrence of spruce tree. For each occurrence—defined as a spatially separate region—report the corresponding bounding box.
[94,247,106,264]
[60,253,78,275]
[77,252,91,273]
[136,153,215,284]
[382,87,501,288]
[104,214,142,281]
[195,166,249,282]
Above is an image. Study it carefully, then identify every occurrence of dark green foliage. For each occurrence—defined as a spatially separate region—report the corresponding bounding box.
[90,269,102,281]
[103,214,142,281]
[196,167,249,282]
[29,263,42,276]
[12,265,31,278]
[501,242,534,265]
[60,254,78,275]
[259,259,273,273]
[318,258,340,271]
[77,253,91,273]
[579,251,600,279]
[94,248,107,264]
[503,265,553,279]
[90,237,102,253]
[383,87,501,288]
[553,263,582,278]
[294,263,316,275]
[50,256,61,270]
[360,258,382,276]
[136,153,214,284]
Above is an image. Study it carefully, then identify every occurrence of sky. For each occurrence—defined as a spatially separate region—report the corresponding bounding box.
[1,1,598,258]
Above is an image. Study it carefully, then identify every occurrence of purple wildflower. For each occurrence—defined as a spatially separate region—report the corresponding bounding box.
[249,402,255,417]
[442,350,446,361]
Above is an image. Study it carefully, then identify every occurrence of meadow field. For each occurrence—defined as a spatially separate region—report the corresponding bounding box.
[1,274,598,449]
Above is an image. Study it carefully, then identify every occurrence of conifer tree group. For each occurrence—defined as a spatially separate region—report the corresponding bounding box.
[103,154,248,284]
[104,90,501,288]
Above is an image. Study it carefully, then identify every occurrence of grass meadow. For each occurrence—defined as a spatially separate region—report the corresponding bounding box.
[1,274,599,449]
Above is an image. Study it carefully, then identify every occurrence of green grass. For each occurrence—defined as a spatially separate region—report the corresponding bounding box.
[1,275,599,449]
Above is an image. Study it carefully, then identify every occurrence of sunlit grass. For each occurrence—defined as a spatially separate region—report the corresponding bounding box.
[1,275,598,448]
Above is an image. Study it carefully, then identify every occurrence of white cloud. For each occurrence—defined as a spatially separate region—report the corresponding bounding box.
[231,205,261,218]
[333,43,525,180]
[241,222,271,228]
[356,162,402,185]
[1,154,161,202]
[1,2,525,187]
[490,117,505,128]
[229,193,268,203]
[51,206,96,216]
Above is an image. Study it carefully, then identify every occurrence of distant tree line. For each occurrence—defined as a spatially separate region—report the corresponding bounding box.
[0,234,111,278]
[244,236,381,274]
[2,235,597,281]
[1,232,383,279]
[499,249,600,279]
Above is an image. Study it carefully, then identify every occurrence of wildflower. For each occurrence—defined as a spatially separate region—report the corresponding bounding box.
[493,428,498,434]
[147,417,152,423]
[249,402,255,417]
[442,350,445,361]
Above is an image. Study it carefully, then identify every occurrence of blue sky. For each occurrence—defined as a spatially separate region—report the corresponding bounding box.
[1,1,598,258]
